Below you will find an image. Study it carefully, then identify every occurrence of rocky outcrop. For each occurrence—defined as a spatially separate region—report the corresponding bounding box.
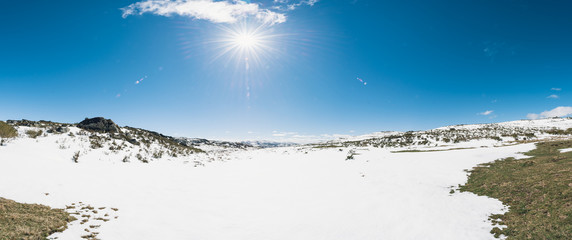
[7,119,41,127]
[77,117,121,133]
[47,126,70,134]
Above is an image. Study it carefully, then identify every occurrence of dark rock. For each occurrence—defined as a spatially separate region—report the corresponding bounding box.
[127,138,139,145]
[8,119,39,127]
[56,126,70,133]
[47,126,69,134]
[77,117,121,133]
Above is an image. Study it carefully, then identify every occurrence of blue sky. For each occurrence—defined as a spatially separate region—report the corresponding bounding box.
[1,0,571,142]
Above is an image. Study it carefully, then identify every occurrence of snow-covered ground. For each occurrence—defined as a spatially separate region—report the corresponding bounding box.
[0,132,536,239]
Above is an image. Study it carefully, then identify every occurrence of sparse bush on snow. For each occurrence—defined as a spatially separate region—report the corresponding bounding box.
[72,151,80,163]
[25,130,43,139]
[0,121,17,139]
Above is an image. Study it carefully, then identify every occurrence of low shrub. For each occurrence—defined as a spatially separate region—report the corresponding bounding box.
[25,130,43,139]
[72,151,80,163]
[0,121,17,138]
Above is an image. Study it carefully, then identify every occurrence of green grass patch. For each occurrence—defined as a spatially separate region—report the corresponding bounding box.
[460,140,572,239]
[0,197,76,239]
[0,121,17,138]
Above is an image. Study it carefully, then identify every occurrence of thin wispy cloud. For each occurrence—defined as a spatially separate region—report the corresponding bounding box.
[121,0,319,25]
[285,0,319,10]
[272,131,298,137]
[264,130,350,144]
[478,110,494,116]
[526,113,539,120]
[551,88,561,91]
[527,106,572,120]
[277,133,351,144]
[547,94,559,99]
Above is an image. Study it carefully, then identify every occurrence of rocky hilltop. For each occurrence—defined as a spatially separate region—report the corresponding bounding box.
[1,117,255,165]
[77,117,121,133]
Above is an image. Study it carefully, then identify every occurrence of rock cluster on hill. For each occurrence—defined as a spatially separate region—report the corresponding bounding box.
[77,117,121,133]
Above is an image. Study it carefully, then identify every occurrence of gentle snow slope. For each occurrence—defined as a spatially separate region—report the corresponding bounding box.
[0,138,534,240]
[438,118,572,130]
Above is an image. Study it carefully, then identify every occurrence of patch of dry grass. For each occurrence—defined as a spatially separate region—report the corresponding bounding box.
[0,197,75,240]
[461,140,572,239]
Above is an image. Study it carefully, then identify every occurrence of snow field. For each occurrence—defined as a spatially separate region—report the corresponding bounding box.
[0,135,535,240]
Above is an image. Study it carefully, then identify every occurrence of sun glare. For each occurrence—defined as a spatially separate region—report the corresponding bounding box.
[211,22,279,70]
[234,32,260,49]
[201,22,287,98]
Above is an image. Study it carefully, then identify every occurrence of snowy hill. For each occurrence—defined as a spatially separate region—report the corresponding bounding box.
[313,117,572,150]
[437,117,572,130]
[4,118,572,162]
[1,118,257,166]
[2,117,571,168]
[1,117,571,239]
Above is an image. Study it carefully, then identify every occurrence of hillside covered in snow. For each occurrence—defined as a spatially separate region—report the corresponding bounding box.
[314,118,572,150]
[1,117,571,240]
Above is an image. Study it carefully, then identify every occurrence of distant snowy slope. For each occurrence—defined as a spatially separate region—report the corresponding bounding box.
[437,117,572,130]
[315,118,572,150]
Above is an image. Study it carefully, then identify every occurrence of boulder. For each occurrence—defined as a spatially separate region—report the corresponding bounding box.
[47,126,70,134]
[77,117,121,133]
[56,126,70,133]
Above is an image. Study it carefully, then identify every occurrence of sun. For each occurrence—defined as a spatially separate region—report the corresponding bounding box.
[223,24,268,58]
[211,22,278,69]
[233,32,261,49]
[191,21,292,98]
